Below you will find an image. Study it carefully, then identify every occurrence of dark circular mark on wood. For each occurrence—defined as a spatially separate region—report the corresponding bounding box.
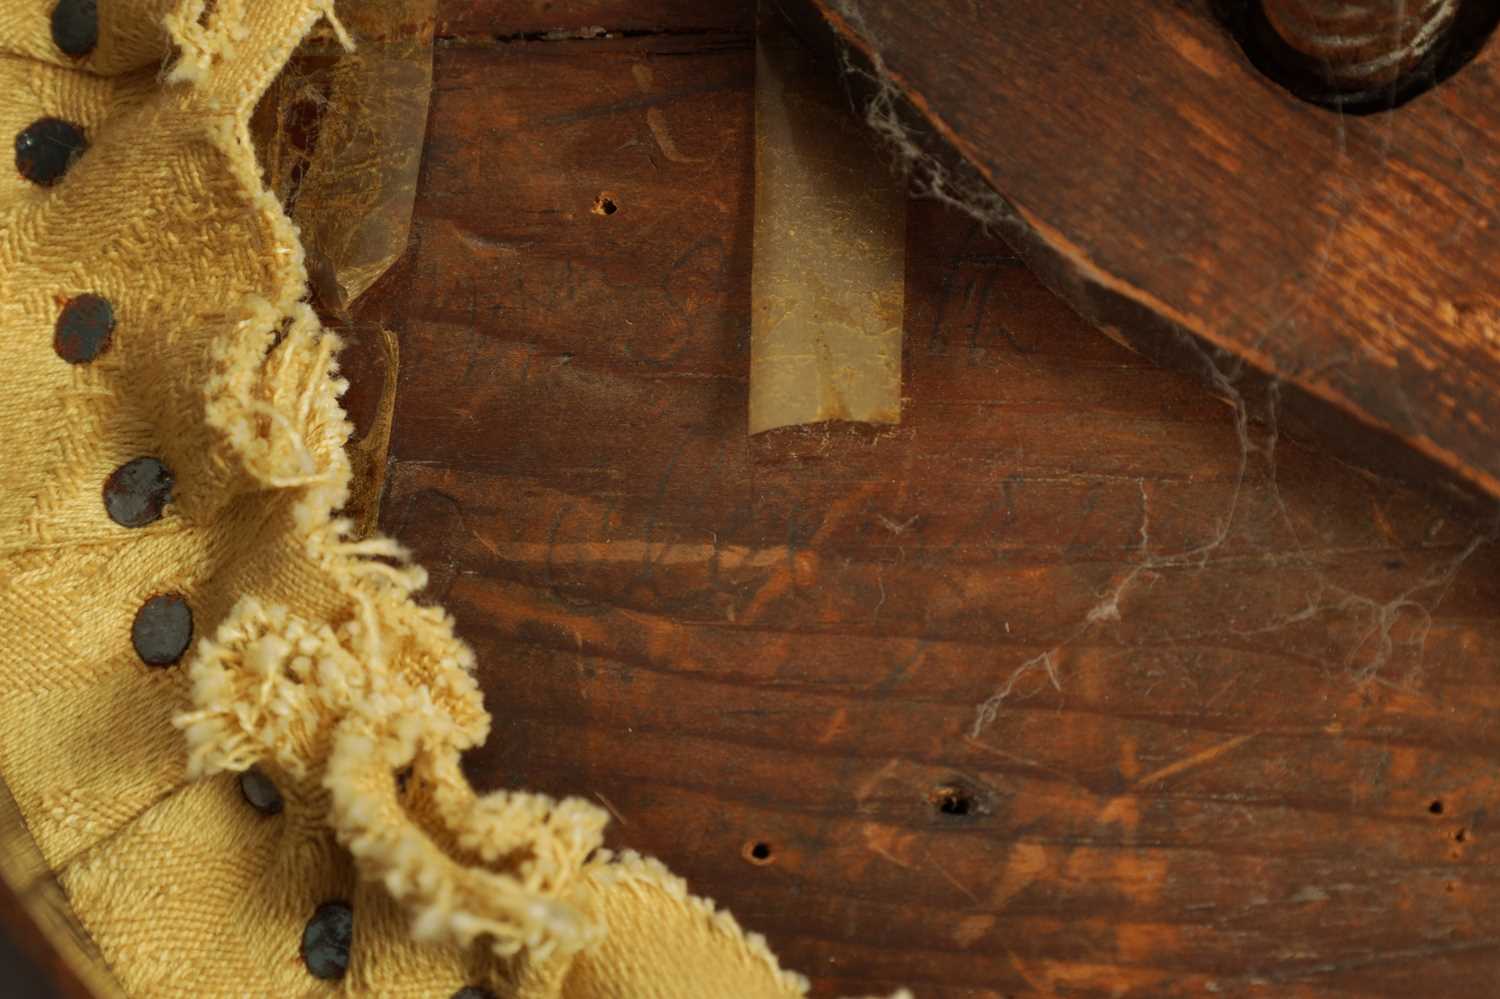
[592,192,618,216]
[933,784,974,817]
[1431,800,1445,815]
[15,118,87,187]
[50,0,98,57]
[451,988,496,999]
[131,594,193,666]
[239,767,284,816]
[53,293,115,364]
[104,457,174,527]
[744,840,773,865]
[1214,0,1500,113]
[1263,0,1460,91]
[301,901,353,981]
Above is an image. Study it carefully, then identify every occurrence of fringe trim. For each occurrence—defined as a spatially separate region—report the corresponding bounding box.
[163,0,612,970]
[152,0,900,993]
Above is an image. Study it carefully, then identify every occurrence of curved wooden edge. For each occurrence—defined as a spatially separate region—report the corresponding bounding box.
[778,0,1500,512]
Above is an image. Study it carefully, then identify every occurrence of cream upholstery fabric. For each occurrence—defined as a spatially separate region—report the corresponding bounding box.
[0,0,906,995]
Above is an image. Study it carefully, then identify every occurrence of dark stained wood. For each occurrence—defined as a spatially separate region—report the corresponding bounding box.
[778,0,1500,508]
[0,871,97,998]
[340,4,1500,996]
[436,0,750,38]
[1262,0,1460,95]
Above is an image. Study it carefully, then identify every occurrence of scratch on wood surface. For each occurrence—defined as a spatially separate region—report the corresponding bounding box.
[990,841,1049,909]
[816,707,850,745]
[1134,733,1257,788]
[952,914,995,947]
[645,107,706,163]
[927,854,980,906]
[853,759,921,870]
[877,513,918,534]
[1005,947,1048,993]
[737,485,877,622]
[737,549,820,623]
[1240,937,1500,985]
[633,62,705,163]
[862,824,916,870]
[462,537,794,569]
[963,735,1081,787]
[594,791,629,826]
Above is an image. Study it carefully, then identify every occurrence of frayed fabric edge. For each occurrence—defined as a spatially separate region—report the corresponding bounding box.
[143,0,902,995]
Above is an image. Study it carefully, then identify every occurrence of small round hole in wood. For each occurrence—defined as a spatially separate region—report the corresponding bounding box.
[930,783,977,817]
[743,840,774,865]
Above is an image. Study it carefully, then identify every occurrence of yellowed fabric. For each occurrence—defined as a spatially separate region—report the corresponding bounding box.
[0,0,908,996]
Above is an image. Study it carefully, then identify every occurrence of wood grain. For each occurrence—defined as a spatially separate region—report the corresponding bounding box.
[1261,0,1461,96]
[436,0,750,38]
[337,5,1500,996]
[782,0,1500,507]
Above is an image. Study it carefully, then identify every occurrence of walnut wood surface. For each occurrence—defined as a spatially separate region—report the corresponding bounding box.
[0,872,91,998]
[784,0,1500,507]
[340,4,1500,996]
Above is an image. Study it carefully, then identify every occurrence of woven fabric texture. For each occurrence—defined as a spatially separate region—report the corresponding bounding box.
[0,0,907,995]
